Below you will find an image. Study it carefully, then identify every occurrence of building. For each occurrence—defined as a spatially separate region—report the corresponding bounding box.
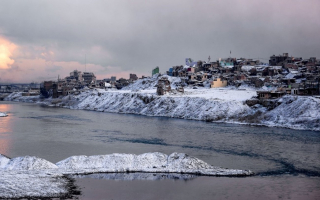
[82,72,96,85]
[129,73,138,81]
[111,76,116,82]
[257,91,286,99]
[269,53,289,66]
[167,68,173,76]
[69,70,83,81]
[185,58,198,67]
[157,77,171,95]
[211,78,228,88]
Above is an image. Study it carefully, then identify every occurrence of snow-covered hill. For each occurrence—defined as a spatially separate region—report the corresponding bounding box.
[260,96,320,130]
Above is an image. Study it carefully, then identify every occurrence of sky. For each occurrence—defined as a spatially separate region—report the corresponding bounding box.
[0,0,319,83]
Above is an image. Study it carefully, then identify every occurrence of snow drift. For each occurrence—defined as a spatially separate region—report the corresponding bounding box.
[71,90,253,122]
[0,152,253,198]
[2,155,58,170]
[0,112,7,117]
[56,152,253,176]
[0,171,71,199]
[0,154,10,168]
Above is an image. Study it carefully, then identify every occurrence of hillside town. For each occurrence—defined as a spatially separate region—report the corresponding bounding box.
[1,53,319,100]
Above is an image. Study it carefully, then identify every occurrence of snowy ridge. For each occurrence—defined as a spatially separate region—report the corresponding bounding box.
[68,89,320,130]
[71,90,252,122]
[2,156,58,170]
[0,152,253,198]
[261,96,320,130]
[0,153,253,176]
[56,152,253,176]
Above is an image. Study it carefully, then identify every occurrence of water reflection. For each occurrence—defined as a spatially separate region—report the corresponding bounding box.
[0,103,11,111]
[72,172,197,181]
[0,104,13,155]
[0,113,11,133]
[0,139,12,156]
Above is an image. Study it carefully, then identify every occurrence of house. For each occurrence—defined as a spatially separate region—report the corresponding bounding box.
[211,78,227,88]
[167,68,173,76]
[257,91,286,99]
[129,73,138,81]
[111,76,116,82]
[69,70,83,81]
[269,53,289,66]
[83,72,96,85]
[157,77,171,95]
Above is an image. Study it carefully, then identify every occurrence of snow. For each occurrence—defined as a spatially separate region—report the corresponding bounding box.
[0,171,70,199]
[0,112,7,117]
[183,88,256,101]
[56,152,253,176]
[3,156,58,170]
[122,74,183,91]
[67,89,254,122]
[0,152,253,198]
[261,96,320,130]
[285,73,295,79]
[241,65,255,72]
[0,154,10,168]
[4,75,320,131]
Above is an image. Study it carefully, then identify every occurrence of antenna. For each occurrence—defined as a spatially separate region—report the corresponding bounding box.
[85,54,86,72]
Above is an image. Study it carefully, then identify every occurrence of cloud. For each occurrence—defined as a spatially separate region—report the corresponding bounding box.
[47,65,63,73]
[0,36,17,69]
[0,0,319,82]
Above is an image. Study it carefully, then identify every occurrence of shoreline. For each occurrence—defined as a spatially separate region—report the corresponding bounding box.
[3,88,320,131]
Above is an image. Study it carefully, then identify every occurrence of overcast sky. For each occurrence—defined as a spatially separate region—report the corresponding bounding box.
[0,0,319,83]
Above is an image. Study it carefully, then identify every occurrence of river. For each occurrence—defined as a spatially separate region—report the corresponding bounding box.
[0,101,319,199]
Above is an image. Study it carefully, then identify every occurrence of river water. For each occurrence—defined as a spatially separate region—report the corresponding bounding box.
[0,102,319,199]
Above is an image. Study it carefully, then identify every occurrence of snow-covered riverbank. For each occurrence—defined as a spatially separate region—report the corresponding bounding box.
[5,87,320,131]
[0,152,253,198]
[4,75,320,131]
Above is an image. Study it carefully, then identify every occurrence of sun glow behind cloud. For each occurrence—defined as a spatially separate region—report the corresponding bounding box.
[0,35,132,83]
[0,36,16,69]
